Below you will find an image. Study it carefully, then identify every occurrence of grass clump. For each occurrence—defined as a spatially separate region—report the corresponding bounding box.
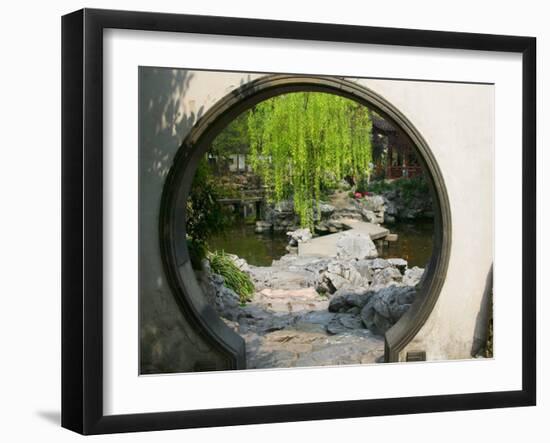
[208,250,255,303]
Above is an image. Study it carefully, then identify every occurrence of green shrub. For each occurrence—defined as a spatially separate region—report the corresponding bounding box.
[398,176,430,202]
[355,174,370,194]
[186,158,229,269]
[187,238,208,270]
[367,176,430,202]
[209,250,255,303]
[366,179,392,194]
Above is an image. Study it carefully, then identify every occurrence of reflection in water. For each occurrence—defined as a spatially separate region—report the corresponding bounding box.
[209,222,288,267]
[377,221,434,268]
[209,220,434,268]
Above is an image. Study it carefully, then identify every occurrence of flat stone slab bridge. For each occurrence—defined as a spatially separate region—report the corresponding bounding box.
[298,218,390,258]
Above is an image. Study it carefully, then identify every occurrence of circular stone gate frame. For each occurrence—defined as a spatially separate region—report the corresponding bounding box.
[159,75,452,368]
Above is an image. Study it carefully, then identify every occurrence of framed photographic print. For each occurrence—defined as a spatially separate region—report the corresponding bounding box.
[61,8,536,435]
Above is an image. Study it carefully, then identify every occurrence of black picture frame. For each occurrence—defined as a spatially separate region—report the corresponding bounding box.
[61,8,536,435]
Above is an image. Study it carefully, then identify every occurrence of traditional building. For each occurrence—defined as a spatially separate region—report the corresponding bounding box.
[372,114,423,180]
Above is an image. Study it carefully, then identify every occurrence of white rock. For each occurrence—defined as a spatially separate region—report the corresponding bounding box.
[364,195,386,212]
[388,258,407,268]
[336,231,378,260]
[286,228,312,246]
[403,266,424,286]
[319,203,336,217]
[371,267,402,287]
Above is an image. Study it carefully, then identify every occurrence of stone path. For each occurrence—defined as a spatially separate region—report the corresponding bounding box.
[224,263,386,369]
[208,247,424,370]
[298,218,389,257]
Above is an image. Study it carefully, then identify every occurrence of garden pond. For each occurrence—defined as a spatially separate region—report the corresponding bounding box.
[208,220,434,268]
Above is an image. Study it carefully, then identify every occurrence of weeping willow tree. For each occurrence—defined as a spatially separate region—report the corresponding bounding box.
[247,92,373,228]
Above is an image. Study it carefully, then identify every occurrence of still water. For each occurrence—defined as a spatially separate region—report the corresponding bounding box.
[377,220,434,268]
[208,220,434,268]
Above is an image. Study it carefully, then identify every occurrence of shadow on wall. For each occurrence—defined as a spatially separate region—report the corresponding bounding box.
[140,68,219,374]
[471,265,493,357]
[139,68,204,183]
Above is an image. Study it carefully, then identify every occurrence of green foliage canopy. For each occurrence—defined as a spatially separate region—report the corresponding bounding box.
[211,112,249,156]
[367,175,430,203]
[247,92,373,228]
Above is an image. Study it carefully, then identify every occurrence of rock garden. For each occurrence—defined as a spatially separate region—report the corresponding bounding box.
[199,229,425,368]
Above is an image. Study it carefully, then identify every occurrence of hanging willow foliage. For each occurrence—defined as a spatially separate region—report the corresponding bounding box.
[247,92,373,229]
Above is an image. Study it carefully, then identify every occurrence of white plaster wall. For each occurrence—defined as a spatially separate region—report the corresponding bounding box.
[358,79,494,360]
[139,69,263,372]
[140,68,493,367]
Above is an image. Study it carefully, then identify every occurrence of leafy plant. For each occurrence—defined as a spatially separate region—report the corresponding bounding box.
[355,174,370,194]
[186,237,208,270]
[186,159,229,269]
[367,176,429,202]
[366,180,392,194]
[210,111,250,157]
[208,250,255,303]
